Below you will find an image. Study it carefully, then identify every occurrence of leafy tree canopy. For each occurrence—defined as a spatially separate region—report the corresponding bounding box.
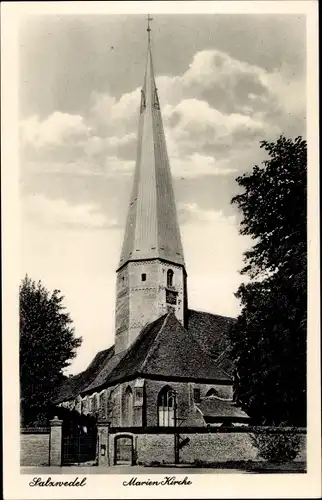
[230,136,306,426]
[20,276,82,425]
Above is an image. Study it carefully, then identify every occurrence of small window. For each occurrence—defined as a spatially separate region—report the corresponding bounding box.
[167,269,174,287]
[141,273,146,282]
[193,388,201,403]
[206,388,219,398]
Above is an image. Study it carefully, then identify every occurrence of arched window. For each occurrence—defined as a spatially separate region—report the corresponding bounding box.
[123,386,133,427]
[95,393,100,412]
[167,269,174,287]
[81,397,88,415]
[206,388,219,398]
[99,391,106,417]
[107,391,114,422]
[158,386,176,426]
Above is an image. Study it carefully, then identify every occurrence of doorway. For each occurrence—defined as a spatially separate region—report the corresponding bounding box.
[114,435,134,465]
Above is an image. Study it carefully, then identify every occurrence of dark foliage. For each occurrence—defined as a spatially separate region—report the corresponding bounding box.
[20,276,82,426]
[250,428,302,462]
[230,136,307,425]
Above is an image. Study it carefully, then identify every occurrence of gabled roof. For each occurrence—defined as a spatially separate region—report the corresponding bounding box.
[54,347,114,403]
[55,309,236,402]
[83,312,231,394]
[118,34,185,269]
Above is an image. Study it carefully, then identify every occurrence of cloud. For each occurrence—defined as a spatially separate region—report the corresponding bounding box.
[175,49,305,121]
[21,112,91,149]
[83,133,136,160]
[89,88,141,136]
[171,153,238,178]
[21,47,305,189]
[179,202,236,226]
[164,98,278,156]
[23,194,115,229]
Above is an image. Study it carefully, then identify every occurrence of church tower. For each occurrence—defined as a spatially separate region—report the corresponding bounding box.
[115,18,188,354]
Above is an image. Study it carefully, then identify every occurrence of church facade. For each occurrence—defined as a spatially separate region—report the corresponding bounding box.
[55,26,249,429]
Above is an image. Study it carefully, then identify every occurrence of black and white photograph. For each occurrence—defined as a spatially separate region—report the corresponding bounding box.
[2,1,320,499]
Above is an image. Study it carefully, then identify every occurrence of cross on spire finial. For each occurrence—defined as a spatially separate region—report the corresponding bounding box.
[146,15,153,42]
[147,14,153,32]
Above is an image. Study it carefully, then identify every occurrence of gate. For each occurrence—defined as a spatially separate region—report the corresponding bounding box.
[62,432,98,465]
[114,435,134,465]
[61,410,98,465]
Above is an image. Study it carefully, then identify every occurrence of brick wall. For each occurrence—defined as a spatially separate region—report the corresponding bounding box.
[20,433,50,466]
[108,432,256,465]
[115,266,130,353]
[115,259,187,353]
[136,434,175,464]
[119,432,306,466]
[180,433,258,463]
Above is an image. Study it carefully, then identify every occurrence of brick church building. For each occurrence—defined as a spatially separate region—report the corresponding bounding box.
[55,22,249,429]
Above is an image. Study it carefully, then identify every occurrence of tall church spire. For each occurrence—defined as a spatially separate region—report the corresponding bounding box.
[115,18,187,354]
[118,17,185,270]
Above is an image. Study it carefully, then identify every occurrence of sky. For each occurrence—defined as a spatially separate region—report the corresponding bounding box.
[19,13,306,375]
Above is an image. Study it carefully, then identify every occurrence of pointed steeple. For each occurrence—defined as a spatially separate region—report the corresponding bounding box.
[118,19,185,270]
[114,19,188,354]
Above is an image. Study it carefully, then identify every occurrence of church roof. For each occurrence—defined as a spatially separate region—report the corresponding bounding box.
[196,398,250,422]
[118,34,185,269]
[54,346,114,403]
[54,309,235,403]
[186,310,236,374]
[83,312,232,395]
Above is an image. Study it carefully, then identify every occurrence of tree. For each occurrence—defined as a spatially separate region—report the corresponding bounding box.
[230,136,307,426]
[20,276,82,425]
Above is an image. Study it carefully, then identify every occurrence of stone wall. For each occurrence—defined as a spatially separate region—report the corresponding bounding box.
[21,418,63,467]
[108,430,307,466]
[20,432,50,466]
[115,266,130,353]
[108,432,257,465]
[136,434,175,465]
[180,433,258,463]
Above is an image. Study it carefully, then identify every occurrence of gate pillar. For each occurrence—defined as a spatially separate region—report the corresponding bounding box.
[97,420,110,466]
[49,416,63,466]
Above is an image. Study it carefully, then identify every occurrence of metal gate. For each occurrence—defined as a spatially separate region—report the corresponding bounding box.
[62,432,98,465]
[114,435,134,465]
[61,411,98,465]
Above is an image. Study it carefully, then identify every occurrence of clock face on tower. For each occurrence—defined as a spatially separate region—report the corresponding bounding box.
[166,289,177,305]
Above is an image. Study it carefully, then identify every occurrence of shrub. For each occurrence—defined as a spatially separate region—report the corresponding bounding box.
[250,429,301,463]
[147,460,161,467]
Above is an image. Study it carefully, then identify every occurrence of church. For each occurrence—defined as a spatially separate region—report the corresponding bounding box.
[55,21,249,429]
